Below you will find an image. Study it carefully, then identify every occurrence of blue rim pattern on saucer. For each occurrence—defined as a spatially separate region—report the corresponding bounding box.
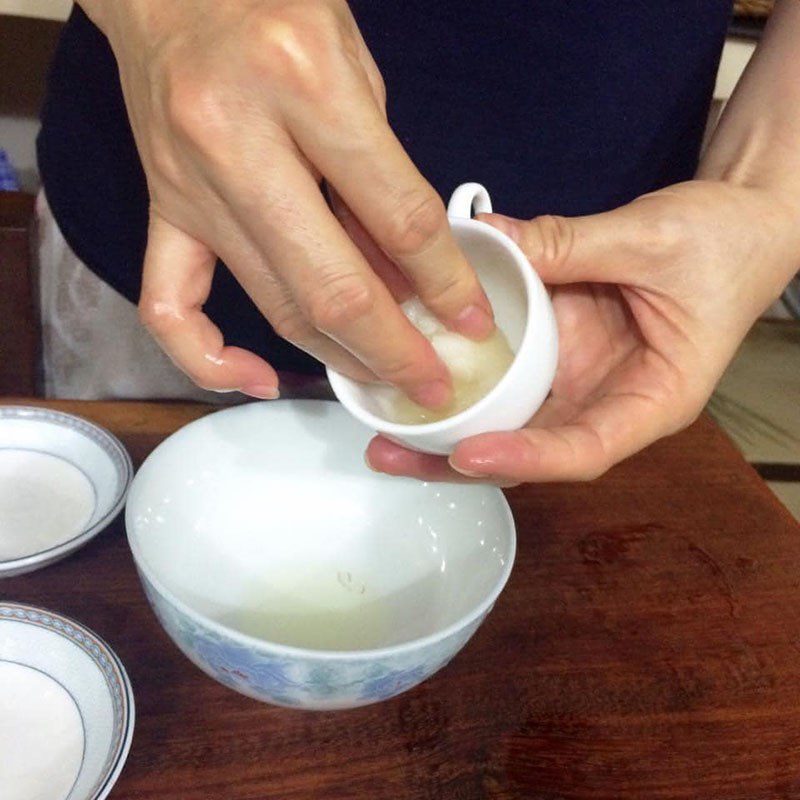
[0,603,135,800]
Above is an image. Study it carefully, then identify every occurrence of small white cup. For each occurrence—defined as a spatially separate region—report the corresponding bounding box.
[327,183,559,455]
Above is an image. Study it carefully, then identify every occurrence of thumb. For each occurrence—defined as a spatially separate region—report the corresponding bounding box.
[479,204,653,285]
[139,211,279,397]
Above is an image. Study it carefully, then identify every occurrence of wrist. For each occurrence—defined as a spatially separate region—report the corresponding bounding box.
[77,0,111,33]
[699,131,800,291]
[77,1,161,48]
[700,123,800,204]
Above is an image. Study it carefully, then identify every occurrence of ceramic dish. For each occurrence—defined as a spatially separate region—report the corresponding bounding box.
[127,400,516,710]
[0,406,133,577]
[0,602,135,800]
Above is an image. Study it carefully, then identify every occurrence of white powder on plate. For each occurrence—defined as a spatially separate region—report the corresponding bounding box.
[0,662,84,800]
[0,450,95,561]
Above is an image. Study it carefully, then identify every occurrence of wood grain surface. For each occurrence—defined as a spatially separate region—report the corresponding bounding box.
[2,400,800,800]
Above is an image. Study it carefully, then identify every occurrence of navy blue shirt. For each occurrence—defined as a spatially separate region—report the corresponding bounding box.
[38,2,732,374]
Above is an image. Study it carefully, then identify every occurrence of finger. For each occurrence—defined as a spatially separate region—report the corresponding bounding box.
[365,436,519,487]
[350,26,387,112]
[139,212,279,398]
[449,389,682,483]
[328,188,413,303]
[288,80,494,339]
[479,202,664,286]
[212,230,377,383]
[229,159,454,409]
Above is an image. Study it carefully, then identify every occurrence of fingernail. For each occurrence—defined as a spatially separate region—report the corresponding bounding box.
[244,385,280,400]
[413,379,451,409]
[454,304,494,338]
[449,461,486,478]
[364,451,378,472]
[449,454,496,479]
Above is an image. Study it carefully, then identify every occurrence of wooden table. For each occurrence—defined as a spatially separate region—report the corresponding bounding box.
[3,399,800,800]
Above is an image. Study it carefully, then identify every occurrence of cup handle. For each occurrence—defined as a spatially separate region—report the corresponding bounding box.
[447,183,492,219]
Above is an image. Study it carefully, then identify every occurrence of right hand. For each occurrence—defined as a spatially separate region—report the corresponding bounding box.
[86,0,493,402]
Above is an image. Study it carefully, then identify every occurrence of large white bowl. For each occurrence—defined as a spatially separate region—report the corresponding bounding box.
[126,401,515,710]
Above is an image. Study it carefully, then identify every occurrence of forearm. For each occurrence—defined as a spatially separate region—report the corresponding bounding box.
[699,0,800,210]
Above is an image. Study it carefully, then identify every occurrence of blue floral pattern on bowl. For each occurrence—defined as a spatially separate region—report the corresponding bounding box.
[139,572,483,709]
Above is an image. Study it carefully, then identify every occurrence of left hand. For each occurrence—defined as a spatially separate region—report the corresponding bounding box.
[366,179,800,484]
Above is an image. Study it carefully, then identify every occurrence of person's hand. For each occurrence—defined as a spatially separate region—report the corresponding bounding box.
[83,0,493,402]
[366,180,800,483]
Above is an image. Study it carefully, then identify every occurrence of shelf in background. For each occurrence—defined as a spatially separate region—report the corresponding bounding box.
[0,14,64,117]
[0,0,71,21]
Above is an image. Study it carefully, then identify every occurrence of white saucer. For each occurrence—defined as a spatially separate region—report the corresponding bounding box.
[0,407,133,577]
[0,602,135,800]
